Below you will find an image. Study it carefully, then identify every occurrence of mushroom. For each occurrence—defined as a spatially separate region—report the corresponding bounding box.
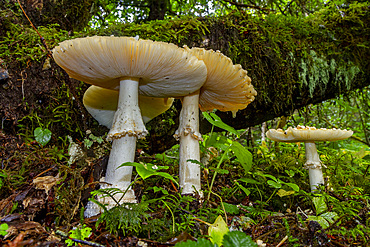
[266,125,353,191]
[82,85,174,217]
[174,47,257,195]
[53,36,207,215]
[83,85,174,129]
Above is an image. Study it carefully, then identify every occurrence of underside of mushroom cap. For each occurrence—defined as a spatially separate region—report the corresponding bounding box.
[184,46,257,112]
[266,125,353,142]
[53,36,207,97]
[83,85,174,128]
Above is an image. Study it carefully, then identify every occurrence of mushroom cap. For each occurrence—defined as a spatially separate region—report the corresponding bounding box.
[83,85,174,128]
[184,46,257,112]
[53,36,207,97]
[266,125,353,142]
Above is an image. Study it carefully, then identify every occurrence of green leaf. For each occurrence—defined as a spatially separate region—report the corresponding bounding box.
[277,189,295,197]
[222,202,239,215]
[150,186,169,195]
[202,112,239,136]
[223,231,258,247]
[312,196,327,215]
[320,212,338,224]
[238,177,260,185]
[284,182,300,192]
[307,215,329,229]
[120,162,178,186]
[230,141,253,174]
[34,127,52,146]
[234,181,251,196]
[267,180,281,189]
[261,174,278,182]
[174,238,216,247]
[208,215,229,246]
[0,223,8,236]
[210,167,229,174]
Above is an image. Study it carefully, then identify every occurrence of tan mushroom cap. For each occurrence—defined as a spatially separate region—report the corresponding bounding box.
[53,36,207,97]
[184,46,257,112]
[83,85,174,128]
[266,125,353,142]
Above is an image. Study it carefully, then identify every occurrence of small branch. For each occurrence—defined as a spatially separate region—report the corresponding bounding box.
[221,0,274,12]
[17,0,52,58]
[276,235,288,247]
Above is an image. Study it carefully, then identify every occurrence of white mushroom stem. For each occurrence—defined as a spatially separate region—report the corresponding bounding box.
[85,78,145,217]
[304,142,325,192]
[175,91,203,194]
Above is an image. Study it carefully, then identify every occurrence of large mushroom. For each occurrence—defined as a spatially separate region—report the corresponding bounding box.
[53,36,207,215]
[174,47,257,195]
[266,125,353,191]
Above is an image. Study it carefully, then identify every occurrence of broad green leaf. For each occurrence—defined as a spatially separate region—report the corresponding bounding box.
[34,127,52,146]
[267,180,281,189]
[312,196,327,215]
[222,202,239,215]
[151,186,169,195]
[202,112,239,136]
[277,189,295,197]
[210,167,229,174]
[174,238,216,247]
[320,212,338,224]
[120,162,178,186]
[230,141,253,174]
[284,182,300,192]
[238,177,261,185]
[307,216,329,229]
[235,181,251,196]
[0,223,8,236]
[208,215,229,246]
[261,174,278,182]
[206,133,230,151]
[223,231,258,247]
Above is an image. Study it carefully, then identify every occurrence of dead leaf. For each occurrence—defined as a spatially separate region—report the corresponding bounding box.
[33,175,61,195]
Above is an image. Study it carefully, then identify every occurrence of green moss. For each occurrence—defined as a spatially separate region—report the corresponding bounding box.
[2,1,369,122]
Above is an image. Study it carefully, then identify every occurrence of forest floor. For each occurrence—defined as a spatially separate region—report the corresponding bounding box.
[0,129,368,247]
[0,62,369,247]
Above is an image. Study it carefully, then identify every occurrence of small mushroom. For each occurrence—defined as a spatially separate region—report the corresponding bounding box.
[266,125,353,191]
[83,85,174,129]
[53,36,207,216]
[174,47,257,195]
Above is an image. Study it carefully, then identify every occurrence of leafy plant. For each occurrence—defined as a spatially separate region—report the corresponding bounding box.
[0,223,8,237]
[307,195,338,229]
[91,161,179,235]
[174,230,257,247]
[34,127,52,147]
[65,224,92,246]
[208,215,229,246]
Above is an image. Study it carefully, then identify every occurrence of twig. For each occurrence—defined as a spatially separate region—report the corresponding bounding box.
[20,70,26,100]
[276,235,288,247]
[17,0,52,58]
[34,165,57,179]
[55,230,106,247]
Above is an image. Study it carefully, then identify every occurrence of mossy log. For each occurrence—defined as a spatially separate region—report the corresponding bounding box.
[0,2,369,153]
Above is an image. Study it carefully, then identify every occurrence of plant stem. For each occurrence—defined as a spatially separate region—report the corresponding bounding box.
[207,147,230,201]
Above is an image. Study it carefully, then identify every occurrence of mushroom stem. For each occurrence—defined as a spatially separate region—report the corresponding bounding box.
[304,142,325,192]
[175,91,202,195]
[85,78,144,217]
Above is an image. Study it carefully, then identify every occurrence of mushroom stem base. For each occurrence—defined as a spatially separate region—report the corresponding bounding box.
[84,137,137,218]
[304,142,325,192]
[176,92,202,195]
[308,167,325,192]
